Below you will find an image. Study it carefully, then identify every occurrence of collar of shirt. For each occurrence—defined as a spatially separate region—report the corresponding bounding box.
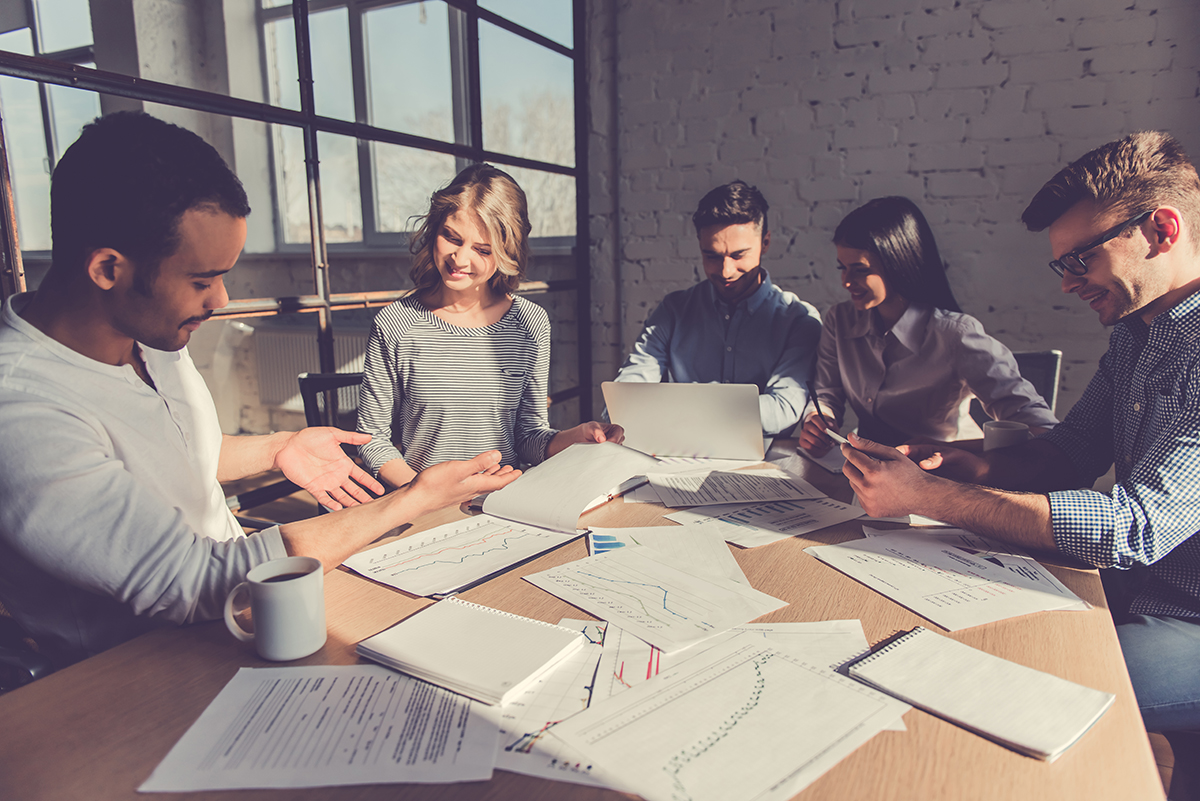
[843,302,931,353]
[703,269,777,317]
[1120,288,1200,354]
[2,292,181,389]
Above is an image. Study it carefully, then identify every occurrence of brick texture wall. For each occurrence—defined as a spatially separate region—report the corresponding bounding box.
[587,0,1200,419]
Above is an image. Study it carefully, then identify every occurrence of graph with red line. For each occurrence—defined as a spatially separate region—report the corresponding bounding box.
[342,514,577,597]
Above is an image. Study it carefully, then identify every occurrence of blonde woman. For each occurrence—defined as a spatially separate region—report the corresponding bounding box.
[358,164,621,489]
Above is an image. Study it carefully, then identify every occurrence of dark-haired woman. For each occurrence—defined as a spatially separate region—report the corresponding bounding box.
[357,164,621,489]
[799,196,1057,456]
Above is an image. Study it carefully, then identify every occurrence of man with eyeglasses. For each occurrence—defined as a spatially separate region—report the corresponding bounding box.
[842,131,1200,781]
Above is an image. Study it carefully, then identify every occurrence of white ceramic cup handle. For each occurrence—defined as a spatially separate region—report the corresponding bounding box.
[223,582,255,642]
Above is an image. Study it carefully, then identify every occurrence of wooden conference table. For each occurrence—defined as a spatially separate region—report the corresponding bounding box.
[0,442,1164,801]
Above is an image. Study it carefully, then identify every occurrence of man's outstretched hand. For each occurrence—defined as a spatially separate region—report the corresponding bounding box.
[275,428,385,510]
[408,451,522,512]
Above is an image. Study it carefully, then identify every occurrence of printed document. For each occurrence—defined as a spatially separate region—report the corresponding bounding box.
[550,639,909,801]
[806,528,1088,630]
[667,497,864,547]
[495,619,609,787]
[585,525,751,585]
[524,547,787,652]
[344,515,577,597]
[647,468,824,508]
[139,665,500,792]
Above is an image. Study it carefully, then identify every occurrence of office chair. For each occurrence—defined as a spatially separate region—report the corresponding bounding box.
[0,603,52,693]
[969,349,1063,427]
[298,372,367,513]
[298,372,364,430]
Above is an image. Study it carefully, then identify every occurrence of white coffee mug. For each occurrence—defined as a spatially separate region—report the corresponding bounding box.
[224,556,326,661]
[983,420,1030,451]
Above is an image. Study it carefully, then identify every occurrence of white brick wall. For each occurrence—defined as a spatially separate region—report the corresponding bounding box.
[588,0,1200,418]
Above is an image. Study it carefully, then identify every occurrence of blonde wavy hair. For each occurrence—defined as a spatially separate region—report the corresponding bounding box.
[409,163,531,298]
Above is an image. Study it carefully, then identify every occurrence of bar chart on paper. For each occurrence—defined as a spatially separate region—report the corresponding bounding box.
[523,549,786,652]
[342,515,577,597]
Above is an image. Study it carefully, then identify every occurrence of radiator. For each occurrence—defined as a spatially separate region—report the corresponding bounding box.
[255,327,370,411]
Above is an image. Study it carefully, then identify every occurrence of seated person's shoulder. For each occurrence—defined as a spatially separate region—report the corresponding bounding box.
[509,295,551,336]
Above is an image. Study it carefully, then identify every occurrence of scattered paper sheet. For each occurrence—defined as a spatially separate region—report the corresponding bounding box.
[860,527,1090,610]
[786,446,847,474]
[524,547,787,653]
[495,619,609,787]
[806,528,1088,631]
[667,497,864,547]
[622,484,665,504]
[343,514,577,597]
[590,619,875,704]
[550,639,909,801]
[139,665,500,792]
[484,442,661,533]
[585,526,750,585]
[647,469,824,508]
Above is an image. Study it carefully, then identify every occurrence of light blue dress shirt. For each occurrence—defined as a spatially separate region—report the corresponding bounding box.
[612,272,821,435]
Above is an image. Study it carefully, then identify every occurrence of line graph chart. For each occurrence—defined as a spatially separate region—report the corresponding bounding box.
[523,548,786,653]
[550,640,909,801]
[495,619,608,787]
[342,514,577,597]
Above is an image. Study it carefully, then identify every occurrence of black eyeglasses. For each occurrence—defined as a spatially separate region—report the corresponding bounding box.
[1048,210,1153,277]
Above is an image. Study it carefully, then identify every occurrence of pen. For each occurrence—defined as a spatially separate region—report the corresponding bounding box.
[806,381,851,446]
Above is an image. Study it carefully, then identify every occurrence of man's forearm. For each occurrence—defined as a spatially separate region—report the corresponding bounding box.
[917,478,1057,551]
[217,432,291,483]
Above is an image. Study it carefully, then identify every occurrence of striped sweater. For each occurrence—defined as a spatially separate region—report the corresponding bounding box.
[357,293,557,474]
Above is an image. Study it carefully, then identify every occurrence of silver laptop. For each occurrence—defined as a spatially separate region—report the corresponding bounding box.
[602,381,765,460]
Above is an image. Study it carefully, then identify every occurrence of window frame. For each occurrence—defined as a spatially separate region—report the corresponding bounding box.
[0,0,592,418]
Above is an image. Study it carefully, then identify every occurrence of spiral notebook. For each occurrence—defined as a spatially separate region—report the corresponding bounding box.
[846,627,1114,762]
[356,597,587,706]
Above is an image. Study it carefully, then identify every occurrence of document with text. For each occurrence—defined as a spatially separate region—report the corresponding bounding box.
[647,468,824,508]
[806,528,1088,630]
[139,665,500,792]
[667,496,864,547]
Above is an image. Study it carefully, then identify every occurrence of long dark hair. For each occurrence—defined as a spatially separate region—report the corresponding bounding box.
[833,196,960,312]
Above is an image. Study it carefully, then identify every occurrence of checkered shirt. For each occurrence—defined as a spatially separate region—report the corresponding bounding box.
[1041,289,1200,618]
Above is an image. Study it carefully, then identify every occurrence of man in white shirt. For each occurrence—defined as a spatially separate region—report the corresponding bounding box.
[0,112,519,667]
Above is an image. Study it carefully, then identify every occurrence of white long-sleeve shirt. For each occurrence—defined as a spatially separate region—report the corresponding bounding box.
[0,293,285,668]
[814,301,1058,445]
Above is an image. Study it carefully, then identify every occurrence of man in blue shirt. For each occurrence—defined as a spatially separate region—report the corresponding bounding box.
[610,181,822,435]
[843,131,1200,786]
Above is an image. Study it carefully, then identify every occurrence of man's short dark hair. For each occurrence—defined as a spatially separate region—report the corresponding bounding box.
[692,181,769,235]
[1022,131,1200,248]
[49,111,251,288]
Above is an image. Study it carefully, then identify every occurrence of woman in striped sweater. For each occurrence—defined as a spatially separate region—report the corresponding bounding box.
[357,164,622,489]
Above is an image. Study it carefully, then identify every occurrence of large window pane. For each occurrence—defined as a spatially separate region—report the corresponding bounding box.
[479,21,573,168]
[371,142,456,234]
[263,8,353,119]
[271,124,362,245]
[32,0,92,54]
[45,68,99,161]
[0,31,51,252]
[480,0,573,49]
[504,165,575,239]
[364,0,455,143]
